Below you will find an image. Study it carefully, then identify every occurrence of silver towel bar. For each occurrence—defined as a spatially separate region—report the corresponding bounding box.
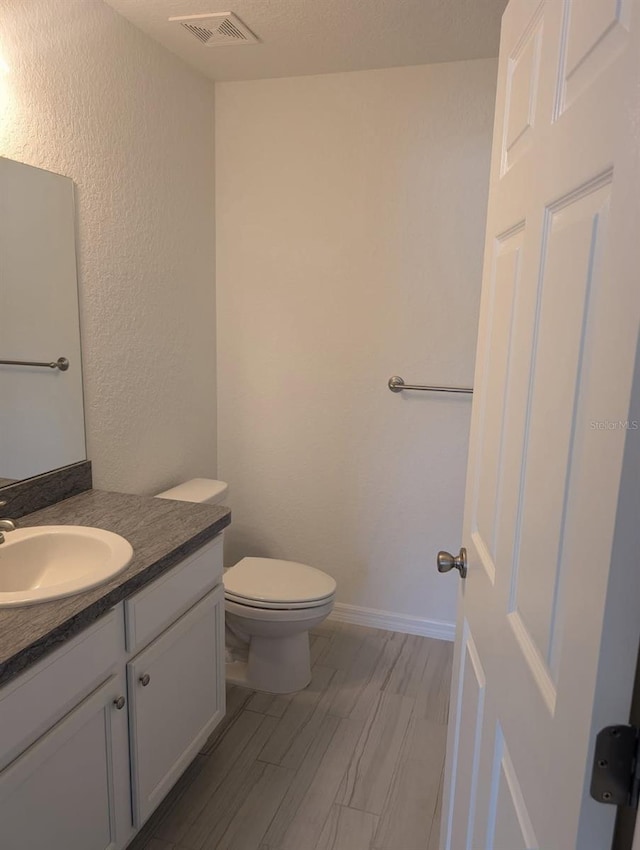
[0,357,69,371]
[388,375,473,395]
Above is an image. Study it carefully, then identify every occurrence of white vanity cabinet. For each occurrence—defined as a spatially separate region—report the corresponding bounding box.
[0,533,225,850]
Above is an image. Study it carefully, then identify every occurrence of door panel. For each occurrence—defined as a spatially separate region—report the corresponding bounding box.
[488,728,538,850]
[473,226,524,583]
[502,4,543,173]
[512,178,611,670]
[559,0,631,113]
[447,623,486,850]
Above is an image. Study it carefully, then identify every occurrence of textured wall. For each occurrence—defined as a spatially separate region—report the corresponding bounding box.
[216,61,497,627]
[0,0,217,494]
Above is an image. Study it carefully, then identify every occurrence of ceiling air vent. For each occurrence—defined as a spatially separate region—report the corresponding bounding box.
[170,12,259,46]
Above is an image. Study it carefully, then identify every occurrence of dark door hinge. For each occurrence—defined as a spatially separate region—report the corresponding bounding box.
[591,725,640,808]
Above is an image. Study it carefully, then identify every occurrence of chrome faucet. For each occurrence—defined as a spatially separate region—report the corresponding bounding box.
[0,518,17,544]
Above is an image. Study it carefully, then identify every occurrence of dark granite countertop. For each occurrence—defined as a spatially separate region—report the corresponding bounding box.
[0,489,231,686]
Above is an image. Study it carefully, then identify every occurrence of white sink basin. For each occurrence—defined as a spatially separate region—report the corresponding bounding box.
[0,526,134,607]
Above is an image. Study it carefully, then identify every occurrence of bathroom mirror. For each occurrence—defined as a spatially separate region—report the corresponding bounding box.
[0,157,86,486]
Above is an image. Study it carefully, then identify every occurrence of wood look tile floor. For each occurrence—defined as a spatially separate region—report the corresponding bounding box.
[128,621,453,850]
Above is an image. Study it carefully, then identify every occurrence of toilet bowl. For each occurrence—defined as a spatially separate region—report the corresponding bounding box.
[155,479,336,694]
[224,557,336,693]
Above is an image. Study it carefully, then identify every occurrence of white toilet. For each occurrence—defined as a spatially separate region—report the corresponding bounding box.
[156,478,337,694]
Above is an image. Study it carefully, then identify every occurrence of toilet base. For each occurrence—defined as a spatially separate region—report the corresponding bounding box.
[225,632,312,694]
[225,660,250,689]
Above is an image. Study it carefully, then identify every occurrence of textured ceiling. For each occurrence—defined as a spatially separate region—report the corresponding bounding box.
[103,0,507,82]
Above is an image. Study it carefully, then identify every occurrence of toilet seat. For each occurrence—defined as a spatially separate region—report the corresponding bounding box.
[224,557,337,608]
[224,590,335,611]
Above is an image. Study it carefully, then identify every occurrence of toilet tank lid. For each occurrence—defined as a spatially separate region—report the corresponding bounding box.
[155,478,228,504]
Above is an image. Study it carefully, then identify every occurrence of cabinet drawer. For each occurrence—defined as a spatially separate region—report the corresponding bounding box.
[125,534,223,653]
[128,584,225,826]
[0,607,124,770]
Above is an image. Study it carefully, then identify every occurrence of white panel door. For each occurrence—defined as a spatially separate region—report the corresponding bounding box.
[442,1,640,849]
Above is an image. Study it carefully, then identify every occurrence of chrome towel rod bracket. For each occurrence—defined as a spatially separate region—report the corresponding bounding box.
[0,356,69,371]
[388,375,473,395]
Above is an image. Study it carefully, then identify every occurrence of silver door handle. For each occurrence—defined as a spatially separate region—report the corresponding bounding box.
[437,547,467,578]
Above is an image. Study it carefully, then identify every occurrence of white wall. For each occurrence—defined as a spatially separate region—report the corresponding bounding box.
[216,61,497,630]
[0,0,217,494]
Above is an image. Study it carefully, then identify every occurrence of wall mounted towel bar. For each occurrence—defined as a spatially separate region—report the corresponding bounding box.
[388,375,473,395]
[0,357,69,371]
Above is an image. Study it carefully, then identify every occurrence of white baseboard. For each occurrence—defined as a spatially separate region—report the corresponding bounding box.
[328,602,455,641]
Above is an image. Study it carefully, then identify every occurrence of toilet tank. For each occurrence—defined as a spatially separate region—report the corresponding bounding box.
[155,478,228,505]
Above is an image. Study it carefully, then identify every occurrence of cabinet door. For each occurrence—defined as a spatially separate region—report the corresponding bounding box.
[128,584,225,826]
[0,673,131,850]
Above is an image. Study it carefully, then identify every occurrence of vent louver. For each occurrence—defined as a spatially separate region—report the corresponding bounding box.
[170,12,259,46]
